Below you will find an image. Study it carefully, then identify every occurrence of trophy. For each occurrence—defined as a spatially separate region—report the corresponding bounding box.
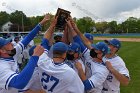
[55,8,71,30]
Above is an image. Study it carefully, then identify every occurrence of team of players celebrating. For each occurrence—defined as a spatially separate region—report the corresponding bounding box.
[0,13,130,93]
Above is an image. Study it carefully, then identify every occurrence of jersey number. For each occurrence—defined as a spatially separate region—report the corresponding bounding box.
[41,72,59,92]
[107,75,113,82]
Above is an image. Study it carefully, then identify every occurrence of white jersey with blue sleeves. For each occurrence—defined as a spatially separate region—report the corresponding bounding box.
[18,67,43,93]
[37,49,84,93]
[83,49,109,93]
[17,49,49,93]
[102,55,130,93]
[0,42,24,93]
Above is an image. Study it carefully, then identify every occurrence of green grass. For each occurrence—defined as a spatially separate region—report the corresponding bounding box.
[118,42,140,93]
[95,36,140,38]
[34,37,42,44]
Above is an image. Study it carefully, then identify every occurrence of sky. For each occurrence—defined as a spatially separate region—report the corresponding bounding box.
[0,0,140,23]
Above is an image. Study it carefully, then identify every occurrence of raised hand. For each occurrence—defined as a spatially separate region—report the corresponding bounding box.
[69,16,78,30]
[40,13,51,25]
[50,16,58,28]
[65,19,73,28]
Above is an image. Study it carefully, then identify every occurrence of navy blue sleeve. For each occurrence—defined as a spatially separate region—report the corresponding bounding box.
[41,38,50,50]
[21,24,41,47]
[9,56,39,89]
[83,79,94,91]
[73,35,86,52]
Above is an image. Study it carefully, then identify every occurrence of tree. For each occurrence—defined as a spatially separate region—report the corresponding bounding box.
[95,21,108,33]
[0,11,10,28]
[9,10,31,31]
[108,21,118,33]
[121,17,139,33]
[76,17,95,33]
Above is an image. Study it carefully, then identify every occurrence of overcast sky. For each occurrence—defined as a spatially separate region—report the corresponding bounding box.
[0,0,140,23]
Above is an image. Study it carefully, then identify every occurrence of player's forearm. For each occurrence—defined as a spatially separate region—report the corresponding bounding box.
[110,68,129,86]
[41,38,50,50]
[9,56,39,89]
[21,24,41,47]
[79,72,86,81]
[62,26,69,44]
[77,68,86,81]
[74,28,92,50]
[73,35,86,53]
[44,25,54,40]
[68,27,77,37]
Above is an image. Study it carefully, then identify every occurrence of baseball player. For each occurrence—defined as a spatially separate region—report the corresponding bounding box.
[102,39,130,93]
[0,14,50,93]
[65,42,85,73]
[11,36,23,69]
[0,43,44,93]
[38,42,84,93]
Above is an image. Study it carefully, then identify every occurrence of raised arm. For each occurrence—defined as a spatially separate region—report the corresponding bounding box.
[69,17,92,50]
[41,16,57,50]
[43,16,57,40]
[21,14,50,47]
[9,45,44,89]
[66,18,87,52]
[62,25,70,44]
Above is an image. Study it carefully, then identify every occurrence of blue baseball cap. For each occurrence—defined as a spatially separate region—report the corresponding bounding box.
[84,33,93,40]
[91,42,108,55]
[108,39,121,49]
[52,42,68,53]
[68,42,81,53]
[0,38,11,48]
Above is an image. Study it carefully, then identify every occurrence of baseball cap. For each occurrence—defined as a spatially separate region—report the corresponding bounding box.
[52,42,68,53]
[0,38,11,48]
[14,36,20,41]
[68,42,81,53]
[105,39,121,49]
[54,34,63,40]
[84,33,93,40]
[91,42,108,55]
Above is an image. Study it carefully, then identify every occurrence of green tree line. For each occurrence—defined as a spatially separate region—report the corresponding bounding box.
[0,10,140,33]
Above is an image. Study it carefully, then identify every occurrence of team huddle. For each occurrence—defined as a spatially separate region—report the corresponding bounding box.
[0,13,130,93]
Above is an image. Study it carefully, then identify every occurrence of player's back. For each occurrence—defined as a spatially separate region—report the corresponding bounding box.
[38,59,84,93]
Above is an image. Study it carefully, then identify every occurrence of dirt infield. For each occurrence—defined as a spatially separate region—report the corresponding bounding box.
[94,37,140,42]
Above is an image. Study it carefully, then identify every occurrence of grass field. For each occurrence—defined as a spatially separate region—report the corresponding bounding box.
[34,38,140,93]
[118,42,140,93]
[95,36,140,38]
